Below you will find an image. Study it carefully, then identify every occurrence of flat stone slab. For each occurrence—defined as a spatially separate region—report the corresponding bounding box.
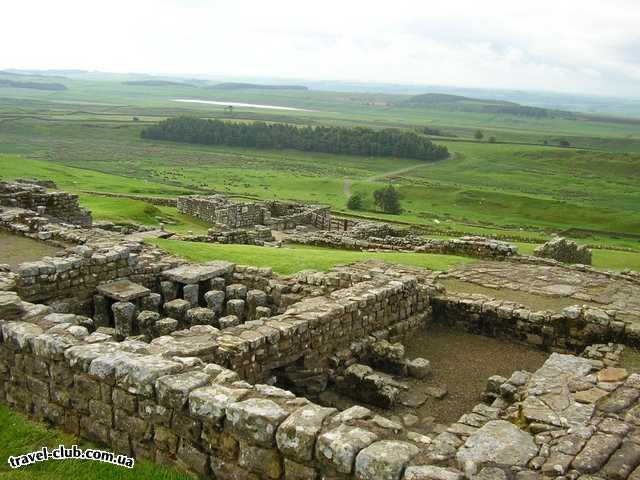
[163,261,234,284]
[456,420,537,469]
[124,229,173,242]
[97,279,150,302]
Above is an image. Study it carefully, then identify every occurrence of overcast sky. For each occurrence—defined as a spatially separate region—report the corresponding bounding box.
[4,0,639,96]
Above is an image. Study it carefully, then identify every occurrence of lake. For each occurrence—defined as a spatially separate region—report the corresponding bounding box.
[172,98,314,112]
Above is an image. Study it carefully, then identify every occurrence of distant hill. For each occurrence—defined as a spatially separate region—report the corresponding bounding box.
[122,80,197,87]
[0,79,67,91]
[207,82,308,91]
[403,93,559,118]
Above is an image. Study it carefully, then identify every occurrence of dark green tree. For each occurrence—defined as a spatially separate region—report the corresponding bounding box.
[141,116,450,162]
[474,130,484,140]
[347,192,364,210]
[373,185,401,214]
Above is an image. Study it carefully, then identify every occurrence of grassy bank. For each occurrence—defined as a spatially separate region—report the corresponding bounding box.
[0,405,187,480]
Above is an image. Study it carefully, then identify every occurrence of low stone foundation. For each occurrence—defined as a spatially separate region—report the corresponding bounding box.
[287,230,518,260]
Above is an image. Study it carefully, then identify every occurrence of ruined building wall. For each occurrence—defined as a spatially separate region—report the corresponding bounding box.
[177,195,332,231]
[431,293,640,350]
[0,181,92,226]
[177,196,266,229]
[0,319,439,480]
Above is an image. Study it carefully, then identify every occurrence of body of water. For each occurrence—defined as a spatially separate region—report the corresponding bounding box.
[171,98,315,112]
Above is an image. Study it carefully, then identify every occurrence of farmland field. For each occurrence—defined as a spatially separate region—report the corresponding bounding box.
[1,73,639,269]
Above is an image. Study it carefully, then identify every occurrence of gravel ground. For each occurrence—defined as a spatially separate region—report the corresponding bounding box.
[0,231,61,269]
[403,324,548,424]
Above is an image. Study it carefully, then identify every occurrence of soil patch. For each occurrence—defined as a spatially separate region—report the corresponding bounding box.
[0,231,62,270]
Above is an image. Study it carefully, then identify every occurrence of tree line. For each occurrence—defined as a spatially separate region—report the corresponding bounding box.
[141,116,449,161]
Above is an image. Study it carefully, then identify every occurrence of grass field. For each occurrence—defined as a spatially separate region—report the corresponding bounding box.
[1,76,639,269]
[0,405,188,480]
[148,240,475,274]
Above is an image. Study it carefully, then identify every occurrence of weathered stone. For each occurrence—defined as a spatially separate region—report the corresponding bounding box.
[163,299,190,322]
[160,281,178,303]
[189,385,249,424]
[456,420,537,470]
[597,367,629,383]
[97,280,150,302]
[597,387,640,413]
[226,398,289,447]
[276,403,336,462]
[185,307,216,327]
[355,440,419,480]
[572,432,622,474]
[183,284,199,308]
[163,262,234,284]
[284,458,318,480]
[219,315,240,329]
[403,465,465,480]
[406,357,431,379]
[204,290,225,314]
[316,423,378,474]
[574,387,609,404]
[601,440,640,480]
[238,441,282,479]
[226,299,245,320]
[155,371,210,409]
[112,302,137,339]
[155,317,178,336]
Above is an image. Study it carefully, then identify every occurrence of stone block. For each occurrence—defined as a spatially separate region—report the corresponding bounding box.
[276,403,336,462]
[316,423,378,474]
[226,398,289,447]
[238,441,282,479]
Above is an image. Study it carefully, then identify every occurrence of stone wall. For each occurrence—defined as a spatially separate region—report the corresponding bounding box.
[175,226,276,246]
[0,181,92,226]
[288,231,518,260]
[14,244,139,304]
[177,195,331,231]
[0,319,446,480]
[431,292,640,350]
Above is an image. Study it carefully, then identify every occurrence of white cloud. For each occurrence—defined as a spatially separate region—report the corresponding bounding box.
[2,0,639,95]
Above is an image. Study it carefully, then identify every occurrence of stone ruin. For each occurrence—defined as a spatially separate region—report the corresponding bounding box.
[0,180,92,227]
[1,183,640,479]
[177,195,332,231]
[534,237,593,265]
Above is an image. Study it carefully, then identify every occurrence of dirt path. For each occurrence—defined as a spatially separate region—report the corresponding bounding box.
[342,153,456,197]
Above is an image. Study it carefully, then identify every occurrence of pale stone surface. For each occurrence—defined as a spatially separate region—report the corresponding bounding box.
[163,261,234,284]
[276,403,336,462]
[456,420,537,469]
[226,398,289,447]
[355,440,419,480]
[403,465,465,480]
[316,424,378,473]
[97,279,150,302]
[189,384,249,423]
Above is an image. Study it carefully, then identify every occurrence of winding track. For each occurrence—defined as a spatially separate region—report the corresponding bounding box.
[342,152,456,197]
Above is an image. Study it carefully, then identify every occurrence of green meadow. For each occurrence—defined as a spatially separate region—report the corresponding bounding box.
[1,74,639,269]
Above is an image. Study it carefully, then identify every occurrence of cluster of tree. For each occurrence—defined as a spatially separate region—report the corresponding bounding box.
[141,117,449,161]
[474,130,497,143]
[347,185,402,214]
[0,79,67,91]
